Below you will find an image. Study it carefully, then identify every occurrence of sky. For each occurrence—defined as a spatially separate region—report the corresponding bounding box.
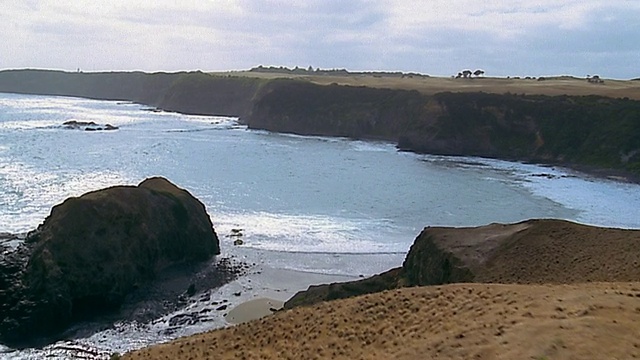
[1,0,639,79]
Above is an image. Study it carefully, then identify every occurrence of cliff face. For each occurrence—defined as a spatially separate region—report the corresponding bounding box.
[1,70,639,177]
[247,79,427,139]
[0,69,262,118]
[0,69,174,104]
[248,84,640,177]
[419,93,640,174]
[155,73,264,117]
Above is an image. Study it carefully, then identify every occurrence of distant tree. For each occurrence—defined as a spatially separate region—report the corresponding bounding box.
[308,66,313,72]
[462,69,472,78]
[473,69,485,77]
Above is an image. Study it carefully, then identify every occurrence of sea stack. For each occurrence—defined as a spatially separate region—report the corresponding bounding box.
[0,177,220,347]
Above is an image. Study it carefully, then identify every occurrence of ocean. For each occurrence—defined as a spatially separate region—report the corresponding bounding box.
[1,92,639,358]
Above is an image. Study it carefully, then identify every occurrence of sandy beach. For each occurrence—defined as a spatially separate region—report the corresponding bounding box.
[224,298,283,324]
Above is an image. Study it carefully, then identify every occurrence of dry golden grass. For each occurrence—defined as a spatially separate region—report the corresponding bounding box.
[124,282,640,360]
[211,71,640,100]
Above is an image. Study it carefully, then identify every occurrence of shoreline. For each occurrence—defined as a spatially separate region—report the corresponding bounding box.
[0,253,362,358]
[2,69,640,184]
[112,261,360,354]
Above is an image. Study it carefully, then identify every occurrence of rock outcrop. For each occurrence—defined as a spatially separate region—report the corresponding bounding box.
[62,120,118,131]
[285,219,640,309]
[0,177,220,347]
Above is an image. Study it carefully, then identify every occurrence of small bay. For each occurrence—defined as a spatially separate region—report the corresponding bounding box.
[1,92,639,358]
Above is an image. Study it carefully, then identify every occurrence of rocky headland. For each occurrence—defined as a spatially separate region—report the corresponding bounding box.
[123,219,640,360]
[0,69,639,179]
[285,219,640,308]
[0,177,241,348]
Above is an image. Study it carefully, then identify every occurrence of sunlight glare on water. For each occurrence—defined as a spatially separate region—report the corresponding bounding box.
[0,91,639,253]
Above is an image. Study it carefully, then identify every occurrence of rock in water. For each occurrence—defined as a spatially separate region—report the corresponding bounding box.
[0,177,220,347]
[62,120,119,131]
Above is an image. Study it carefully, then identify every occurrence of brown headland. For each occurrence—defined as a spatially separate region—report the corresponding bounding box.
[124,283,640,360]
[123,219,640,360]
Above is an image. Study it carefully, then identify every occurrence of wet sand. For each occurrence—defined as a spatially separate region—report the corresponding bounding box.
[224,298,284,324]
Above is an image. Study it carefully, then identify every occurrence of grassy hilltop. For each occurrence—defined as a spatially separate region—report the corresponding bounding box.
[213,68,640,100]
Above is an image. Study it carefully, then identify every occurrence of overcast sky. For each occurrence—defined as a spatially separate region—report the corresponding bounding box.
[1,0,639,78]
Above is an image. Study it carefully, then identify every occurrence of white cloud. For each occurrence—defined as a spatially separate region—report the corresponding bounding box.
[381,0,617,38]
[0,0,639,77]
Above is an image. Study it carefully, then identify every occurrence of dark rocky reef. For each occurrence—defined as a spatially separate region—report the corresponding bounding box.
[285,219,640,309]
[62,120,118,131]
[0,177,221,347]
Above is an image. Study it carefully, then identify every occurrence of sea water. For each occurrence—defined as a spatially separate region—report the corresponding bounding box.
[1,92,639,358]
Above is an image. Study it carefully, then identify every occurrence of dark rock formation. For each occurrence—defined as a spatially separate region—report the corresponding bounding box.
[62,120,118,131]
[285,219,640,309]
[0,177,220,347]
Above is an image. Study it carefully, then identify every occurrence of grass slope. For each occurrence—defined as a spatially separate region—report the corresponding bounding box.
[124,282,640,360]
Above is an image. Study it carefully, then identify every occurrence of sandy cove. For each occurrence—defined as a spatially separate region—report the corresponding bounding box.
[124,281,640,360]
